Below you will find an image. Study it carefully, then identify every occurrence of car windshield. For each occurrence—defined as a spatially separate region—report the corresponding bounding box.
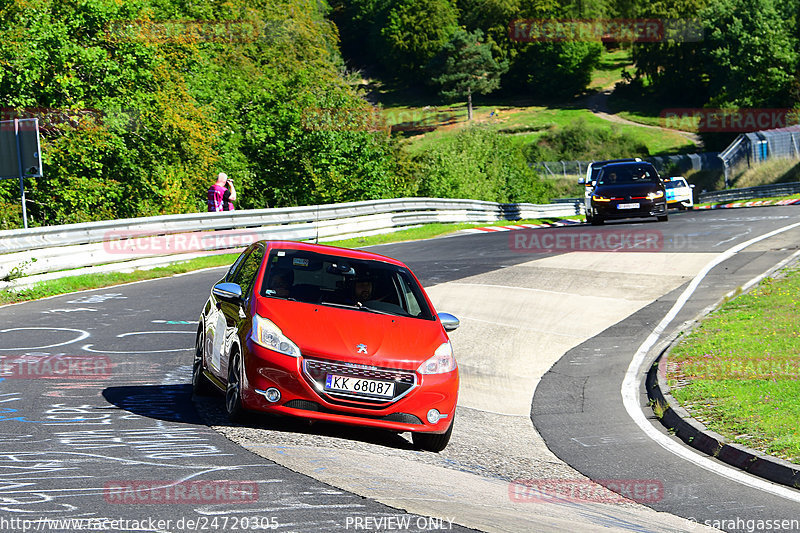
[261,249,434,320]
[664,180,685,189]
[597,165,660,185]
[589,159,639,182]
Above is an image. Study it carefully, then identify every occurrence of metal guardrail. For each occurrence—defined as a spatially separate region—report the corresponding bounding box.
[0,197,583,281]
[698,181,800,203]
[718,126,800,186]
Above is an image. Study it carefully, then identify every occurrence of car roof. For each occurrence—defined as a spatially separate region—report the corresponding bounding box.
[262,240,406,267]
[590,158,641,167]
[600,161,658,171]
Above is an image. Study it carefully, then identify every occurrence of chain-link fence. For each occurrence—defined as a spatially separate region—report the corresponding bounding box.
[532,152,722,181]
[719,126,800,186]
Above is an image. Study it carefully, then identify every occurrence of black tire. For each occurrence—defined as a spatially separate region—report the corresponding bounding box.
[225,349,246,422]
[657,214,669,222]
[412,416,454,453]
[590,214,604,225]
[192,328,215,396]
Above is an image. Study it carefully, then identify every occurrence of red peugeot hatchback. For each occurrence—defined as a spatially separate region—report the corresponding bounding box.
[193,241,460,452]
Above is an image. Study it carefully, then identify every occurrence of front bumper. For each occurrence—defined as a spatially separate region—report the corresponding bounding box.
[239,341,458,434]
[593,199,667,219]
[667,195,693,206]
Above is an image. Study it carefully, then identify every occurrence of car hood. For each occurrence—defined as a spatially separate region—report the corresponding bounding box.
[594,183,662,198]
[255,299,447,369]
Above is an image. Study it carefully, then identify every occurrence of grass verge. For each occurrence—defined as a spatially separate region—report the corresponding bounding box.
[0,217,580,305]
[666,266,800,463]
[730,159,800,189]
[0,254,240,305]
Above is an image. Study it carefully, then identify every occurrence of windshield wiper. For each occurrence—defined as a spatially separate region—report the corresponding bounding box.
[319,300,397,316]
[319,301,361,310]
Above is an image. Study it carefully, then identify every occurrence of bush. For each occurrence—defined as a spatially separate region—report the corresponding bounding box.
[505,41,603,99]
[527,119,650,162]
[410,126,555,203]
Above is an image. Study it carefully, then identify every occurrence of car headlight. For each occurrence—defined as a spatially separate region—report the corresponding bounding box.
[418,342,457,375]
[647,190,664,200]
[251,314,299,357]
[592,195,612,202]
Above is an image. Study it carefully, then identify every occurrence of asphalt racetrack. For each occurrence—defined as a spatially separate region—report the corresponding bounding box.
[1,206,799,532]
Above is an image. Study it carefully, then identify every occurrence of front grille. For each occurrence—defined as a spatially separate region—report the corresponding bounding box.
[305,359,414,383]
[283,399,423,425]
[302,358,416,407]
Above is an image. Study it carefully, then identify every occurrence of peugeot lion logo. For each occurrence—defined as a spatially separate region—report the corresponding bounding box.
[356,344,368,354]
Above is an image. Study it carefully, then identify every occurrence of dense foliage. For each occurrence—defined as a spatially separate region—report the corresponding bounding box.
[336,0,800,112]
[526,119,650,161]
[412,126,555,203]
[1,0,798,228]
[0,0,411,226]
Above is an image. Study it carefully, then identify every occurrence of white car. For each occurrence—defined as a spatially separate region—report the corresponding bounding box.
[664,177,694,209]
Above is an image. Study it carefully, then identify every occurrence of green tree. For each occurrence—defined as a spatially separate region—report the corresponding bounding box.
[630,0,712,106]
[430,29,508,120]
[413,126,555,203]
[378,0,459,78]
[0,0,409,227]
[701,0,797,108]
[508,40,602,98]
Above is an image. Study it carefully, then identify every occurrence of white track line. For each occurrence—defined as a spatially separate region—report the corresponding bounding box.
[622,221,800,502]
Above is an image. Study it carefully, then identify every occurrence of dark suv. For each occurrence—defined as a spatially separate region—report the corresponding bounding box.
[585,162,668,225]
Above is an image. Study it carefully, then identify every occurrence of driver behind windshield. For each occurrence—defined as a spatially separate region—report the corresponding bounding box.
[353,278,373,304]
[267,268,294,298]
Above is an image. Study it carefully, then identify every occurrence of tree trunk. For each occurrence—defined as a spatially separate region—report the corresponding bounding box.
[467,87,473,121]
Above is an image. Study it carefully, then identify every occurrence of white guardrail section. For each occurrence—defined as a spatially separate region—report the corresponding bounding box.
[0,197,583,281]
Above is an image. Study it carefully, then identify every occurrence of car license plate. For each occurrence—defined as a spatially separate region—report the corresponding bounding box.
[325,374,395,398]
[617,203,640,209]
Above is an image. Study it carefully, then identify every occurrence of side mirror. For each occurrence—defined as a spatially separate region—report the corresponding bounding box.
[578,178,586,185]
[438,312,460,332]
[213,282,244,305]
[690,184,696,188]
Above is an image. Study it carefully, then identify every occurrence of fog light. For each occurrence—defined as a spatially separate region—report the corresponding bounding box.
[426,409,441,424]
[257,387,282,403]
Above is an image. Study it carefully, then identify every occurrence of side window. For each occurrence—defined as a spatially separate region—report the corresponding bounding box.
[226,249,251,282]
[231,246,265,299]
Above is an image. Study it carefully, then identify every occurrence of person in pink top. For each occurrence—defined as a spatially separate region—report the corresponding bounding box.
[207,172,236,212]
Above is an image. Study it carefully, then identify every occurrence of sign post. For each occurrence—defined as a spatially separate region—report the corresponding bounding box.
[0,117,42,229]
